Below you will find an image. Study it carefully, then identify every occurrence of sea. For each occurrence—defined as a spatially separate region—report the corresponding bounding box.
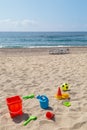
[0,32,87,48]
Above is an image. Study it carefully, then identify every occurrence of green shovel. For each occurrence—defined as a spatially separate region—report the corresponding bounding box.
[23,116,37,126]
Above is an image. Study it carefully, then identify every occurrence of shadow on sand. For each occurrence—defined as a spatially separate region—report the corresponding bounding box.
[12,113,29,123]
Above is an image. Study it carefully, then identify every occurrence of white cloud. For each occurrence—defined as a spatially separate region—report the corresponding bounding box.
[0,19,37,31]
[0,19,87,31]
[21,20,36,26]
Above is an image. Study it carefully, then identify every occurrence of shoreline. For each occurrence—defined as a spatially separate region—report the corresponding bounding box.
[0,46,87,55]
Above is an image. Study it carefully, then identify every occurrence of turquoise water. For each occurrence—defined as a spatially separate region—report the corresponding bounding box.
[0,32,87,48]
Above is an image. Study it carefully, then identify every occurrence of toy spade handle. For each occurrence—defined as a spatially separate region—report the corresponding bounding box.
[23,94,34,99]
[23,96,30,99]
[23,118,31,126]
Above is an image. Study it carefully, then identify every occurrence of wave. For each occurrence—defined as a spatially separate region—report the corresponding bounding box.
[0,32,87,48]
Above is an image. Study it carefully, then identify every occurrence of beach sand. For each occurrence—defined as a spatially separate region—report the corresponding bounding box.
[0,47,87,130]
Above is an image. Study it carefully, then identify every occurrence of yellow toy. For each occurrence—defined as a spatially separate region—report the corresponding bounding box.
[55,87,70,100]
[61,83,69,91]
[62,93,70,99]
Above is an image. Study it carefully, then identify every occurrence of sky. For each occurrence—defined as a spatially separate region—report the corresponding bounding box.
[0,0,87,32]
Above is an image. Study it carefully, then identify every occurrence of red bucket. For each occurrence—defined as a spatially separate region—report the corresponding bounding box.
[6,95,23,118]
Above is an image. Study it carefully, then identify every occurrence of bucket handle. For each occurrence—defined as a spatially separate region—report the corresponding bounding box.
[40,95,49,101]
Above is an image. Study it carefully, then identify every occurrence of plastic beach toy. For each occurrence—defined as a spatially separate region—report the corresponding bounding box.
[23,94,35,99]
[55,87,62,99]
[61,83,69,91]
[6,95,23,118]
[63,101,71,107]
[46,111,54,119]
[62,93,70,99]
[23,116,37,126]
[37,95,49,109]
[55,87,70,100]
